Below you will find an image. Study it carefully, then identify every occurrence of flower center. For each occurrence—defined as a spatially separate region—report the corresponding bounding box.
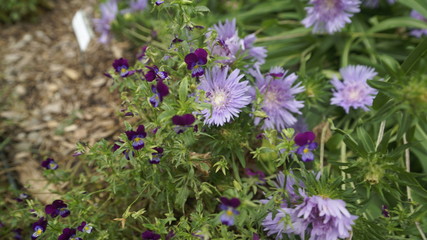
[324,0,337,10]
[303,148,309,154]
[121,68,127,73]
[265,90,278,105]
[226,209,234,216]
[49,163,57,169]
[348,88,360,101]
[212,91,227,107]
[134,137,142,142]
[33,228,43,237]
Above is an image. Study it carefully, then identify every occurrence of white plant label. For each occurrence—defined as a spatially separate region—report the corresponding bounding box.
[72,10,93,52]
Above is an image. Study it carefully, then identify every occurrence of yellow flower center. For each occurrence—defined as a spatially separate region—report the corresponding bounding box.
[49,163,56,169]
[36,229,42,235]
[303,148,309,154]
[213,91,227,107]
[226,209,234,216]
[121,68,126,73]
[134,137,142,142]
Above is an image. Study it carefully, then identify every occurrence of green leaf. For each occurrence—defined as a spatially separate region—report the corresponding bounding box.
[356,128,375,153]
[401,38,427,74]
[179,77,189,102]
[368,17,427,33]
[195,6,210,13]
[397,0,427,19]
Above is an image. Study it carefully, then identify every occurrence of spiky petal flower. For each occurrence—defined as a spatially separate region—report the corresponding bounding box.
[126,125,147,150]
[410,10,427,38]
[199,66,251,126]
[249,67,304,131]
[41,158,58,170]
[77,221,93,234]
[208,19,266,66]
[330,65,378,113]
[58,228,82,240]
[45,200,70,218]
[93,0,118,44]
[219,197,241,226]
[294,131,318,162]
[185,48,208,77]
[302,0,361,34]
[31,217,47,240]
[142,230,161,240]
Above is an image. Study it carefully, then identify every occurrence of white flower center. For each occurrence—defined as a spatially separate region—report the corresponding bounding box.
[348,88,360,101]
[212,91,227,107]
[265,90,278,105]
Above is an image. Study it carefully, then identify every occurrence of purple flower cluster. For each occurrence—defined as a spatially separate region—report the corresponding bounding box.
[150,80,169,107]
[145,65,168,82]
[208,19,266,67]
[410,10,427,38]
[142,230,161,240]
[93,0,118,44]
[58,228,81,240]
[31,217,47,240]
[302,0,361,34]
[295,131,318,162]
[149,147,164,164]
[219,197,241,226]
[330,65,378,113]
[45,200,70,218]
[249,67,304,130]
[185,48,208,77]
[113,58,135,77]
[126,125,147,150]
[172,114,196,133]
[199,66,251,126]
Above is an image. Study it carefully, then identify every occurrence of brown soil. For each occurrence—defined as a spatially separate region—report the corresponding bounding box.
[0,0,132,203]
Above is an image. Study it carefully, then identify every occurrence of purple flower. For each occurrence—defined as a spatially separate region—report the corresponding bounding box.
[13,228,23,240]
[295,131,318,162]
[302,0,361,34]
[261,172,303,208]
[113,58,135,77]
[41,158,58,170]
[31,217,48,240]
[166,231,175,240]
[58,228,82,240]
[155,1,164,5]
[263,195,357,240]
[45,200,70,218]
[208,19,266,66]
[150,80,169,107]
[77,221,93,233]
[137,46,148,61]
[145,65,168,82]
[126,125,147,150]
[112,141,133,160]
[172,114,196,134]
[252,233,260,240]
[410,10,427,38]
[122,0,148,13]
[141,230,161,240]
[149,147,164,164]
[199,66,251,126]
[249,67,304,130]
[363,0,395,8]
[219,197,241,226]
[185,48,208,77]
[93,0,118,44]
[15,193,29,202]
[381,205,389,217]
[245,168,266,182]
[330,65,378,113]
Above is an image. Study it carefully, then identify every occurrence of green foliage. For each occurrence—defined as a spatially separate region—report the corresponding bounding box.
[0,0,52,24]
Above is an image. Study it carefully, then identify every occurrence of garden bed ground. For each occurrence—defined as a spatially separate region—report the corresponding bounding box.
[0,0,131,203]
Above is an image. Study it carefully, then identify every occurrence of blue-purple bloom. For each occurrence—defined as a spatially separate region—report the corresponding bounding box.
[330,65,378,113]
[15,193,29,202]
[150,80,169,107]
[58,228,82,240]
[172,114,196,134]
[126,125,147,150]
[155,1,164,5]
[149,147,164,164]
[263,194,357,240]
[302,0,361,34]
[137,46,148,61]
[45,200,70,218]
[219,197,241,226]
[208,19,266,67]
[113,58,135,77]
[31,217,48,240]
[142,230,161,240]
[185,48,208,77]
[77,221,93,233]
[245,168,266,182]
[199,66,251,126]
[145,65,168,82]
[295,131,318,162]
[363,0,395,8]
[410,10,427,38]
[381,205,389,217]
[249,67,304,130]
[41,158,58,170]
[122,0,148,13]
[93,0,118,44]
[13,228,23,240]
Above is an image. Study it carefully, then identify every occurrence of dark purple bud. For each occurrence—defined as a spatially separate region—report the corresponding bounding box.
[166,230,175,240]
[382,205,390,217]
[58,228,81,240]
[220,197,241,208]
[155,1,164,6]
[41,158,58,170]
[103,72,112,78]
[256,133,265,139]
[252,233,260,240]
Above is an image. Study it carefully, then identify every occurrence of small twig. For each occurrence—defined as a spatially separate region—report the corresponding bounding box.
[340,142,346,190]
[319,124,327,174]
[375,120,386,150]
